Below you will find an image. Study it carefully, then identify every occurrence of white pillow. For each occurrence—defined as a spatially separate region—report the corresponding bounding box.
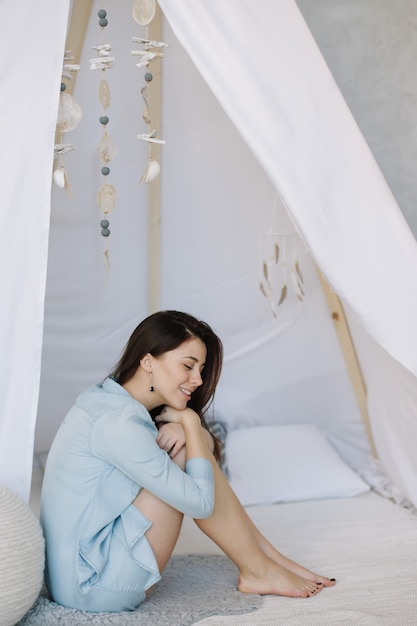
[226,424,369,506]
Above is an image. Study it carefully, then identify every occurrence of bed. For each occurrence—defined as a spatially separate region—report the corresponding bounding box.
[28,424,417,625]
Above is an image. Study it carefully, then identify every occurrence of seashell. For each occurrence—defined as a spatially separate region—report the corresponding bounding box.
[131,49,163,61]
[142,105,151,125]
[131,50,160,58]
[97,183,116,213]
[63,169,71,197]
[54,143,76,158]
[56,92,82,133]
[136,131,166,145]
[63,63,80,72]
[131,37,169,49]
[90,57,114,71]
[53,167,66,188]
[131,50,162,68]
[133,0,156,26]
[141,85,150,108]
[140,158,160,184]
[103,248,110,274]
[141,86,151,121]
[92,44,112,56]
[98,79,111,110]
[96,132,117,163]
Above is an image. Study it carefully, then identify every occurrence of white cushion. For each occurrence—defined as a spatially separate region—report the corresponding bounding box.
[226,424,369,506]
[0,484,44,626]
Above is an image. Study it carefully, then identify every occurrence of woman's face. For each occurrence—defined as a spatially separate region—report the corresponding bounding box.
[150,337,207,410]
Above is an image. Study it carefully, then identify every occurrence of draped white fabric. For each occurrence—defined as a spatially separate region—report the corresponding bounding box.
[346,310,417,505]
[158,0,417,377]
[0,0,69,500]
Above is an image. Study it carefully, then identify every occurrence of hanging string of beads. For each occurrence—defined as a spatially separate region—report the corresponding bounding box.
[53,52,82,195]
[90,2,117,273]
[131,0,167,184]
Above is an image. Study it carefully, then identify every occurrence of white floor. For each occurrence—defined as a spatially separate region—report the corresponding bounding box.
[29,458,44,519]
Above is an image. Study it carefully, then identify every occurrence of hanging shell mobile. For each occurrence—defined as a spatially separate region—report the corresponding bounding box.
[133,0,157,26]
[132,0,168,185]
[53,52,82,196]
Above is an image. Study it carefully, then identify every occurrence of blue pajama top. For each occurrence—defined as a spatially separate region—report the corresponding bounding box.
[40,377,214,612]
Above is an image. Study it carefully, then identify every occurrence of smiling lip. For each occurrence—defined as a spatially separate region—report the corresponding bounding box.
[179,387,191,396]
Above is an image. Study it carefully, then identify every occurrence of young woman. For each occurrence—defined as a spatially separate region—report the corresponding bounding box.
[40,310,335,612]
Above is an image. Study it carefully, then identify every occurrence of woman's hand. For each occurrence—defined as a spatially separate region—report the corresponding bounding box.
[155,407,211,462]
[156,422,185,458]
[156,406,200,426]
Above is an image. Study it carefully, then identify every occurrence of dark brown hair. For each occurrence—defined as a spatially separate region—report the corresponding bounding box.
[110,310,224,459]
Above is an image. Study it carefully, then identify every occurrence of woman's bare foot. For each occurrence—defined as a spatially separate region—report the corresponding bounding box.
[237,558,324,598]
[257,538,336,588]
[270,552,336,588]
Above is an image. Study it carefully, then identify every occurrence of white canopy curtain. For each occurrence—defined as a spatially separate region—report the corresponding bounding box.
[0,0,70,500]
[158,0,417,504]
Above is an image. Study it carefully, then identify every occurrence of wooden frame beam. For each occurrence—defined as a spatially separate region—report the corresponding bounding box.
[64,0,94,95]
[146,5,163,313]
[318,270,377,458]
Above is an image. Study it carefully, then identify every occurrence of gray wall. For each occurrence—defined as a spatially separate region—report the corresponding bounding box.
[297,0,417,237]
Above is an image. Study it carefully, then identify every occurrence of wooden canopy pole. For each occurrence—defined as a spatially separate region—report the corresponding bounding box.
[64,0,94,95]
[318,271,377,458]
[146,5,163,314]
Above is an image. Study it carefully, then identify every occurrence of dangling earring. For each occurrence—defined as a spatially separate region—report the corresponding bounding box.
[149,372,154,392]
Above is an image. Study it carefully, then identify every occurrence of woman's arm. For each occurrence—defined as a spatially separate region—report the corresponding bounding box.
[157,421,214,465]
[156,407,212,462]
[91,407,215,519]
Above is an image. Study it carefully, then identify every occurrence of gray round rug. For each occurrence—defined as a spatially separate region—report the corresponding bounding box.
[18,554,262,626]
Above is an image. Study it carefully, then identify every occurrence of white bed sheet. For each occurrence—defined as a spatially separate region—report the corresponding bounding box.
[174,492,417,625]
